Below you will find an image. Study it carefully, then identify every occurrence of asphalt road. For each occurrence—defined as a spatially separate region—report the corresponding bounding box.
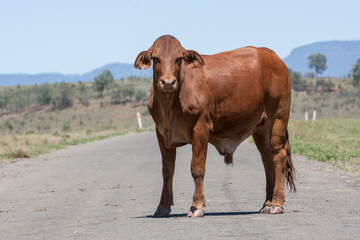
[0,132,359,239]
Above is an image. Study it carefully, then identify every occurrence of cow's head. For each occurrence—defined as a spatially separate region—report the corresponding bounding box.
[134,35,204,93]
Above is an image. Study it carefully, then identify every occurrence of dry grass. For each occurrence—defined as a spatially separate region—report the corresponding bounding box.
[290,91,360,120]
[0,128,153,161]
[5,148,31,159]
[0,101,154,160]
[0,99,154,135]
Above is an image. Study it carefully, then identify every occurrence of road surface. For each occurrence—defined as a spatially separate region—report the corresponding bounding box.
[0,132,359,239]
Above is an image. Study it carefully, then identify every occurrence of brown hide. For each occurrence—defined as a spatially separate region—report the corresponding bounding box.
[134,35,295,217]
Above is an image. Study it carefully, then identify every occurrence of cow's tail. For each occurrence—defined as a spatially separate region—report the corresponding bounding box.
[284,129,296,192]
[224,153,233,165]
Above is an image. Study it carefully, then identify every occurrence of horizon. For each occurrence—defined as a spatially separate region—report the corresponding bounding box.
[0,62,136,76]
[2,40,360,76]
[1,0,360,74]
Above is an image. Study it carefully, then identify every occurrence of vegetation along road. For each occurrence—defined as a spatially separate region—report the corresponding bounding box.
[0,132,359,239]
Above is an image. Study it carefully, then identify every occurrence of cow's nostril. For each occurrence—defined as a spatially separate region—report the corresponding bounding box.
[161,79,166,86]
[171,80,176,86]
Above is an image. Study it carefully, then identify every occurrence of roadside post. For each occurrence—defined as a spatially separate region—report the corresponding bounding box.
[136,112,143,129]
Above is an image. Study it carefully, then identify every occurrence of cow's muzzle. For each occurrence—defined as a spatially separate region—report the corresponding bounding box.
[160,79,177,92]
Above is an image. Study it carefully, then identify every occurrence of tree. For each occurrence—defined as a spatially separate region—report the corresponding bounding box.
[351,58,360,87]
[93,70,114,97]
[308,53,327,78]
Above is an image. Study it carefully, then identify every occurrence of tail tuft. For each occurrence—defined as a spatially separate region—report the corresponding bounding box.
[284,129,296,192]
[224,154,233,165]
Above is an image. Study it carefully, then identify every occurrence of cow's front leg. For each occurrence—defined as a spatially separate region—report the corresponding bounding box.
[154,128,176,218]
[187,117,210,218]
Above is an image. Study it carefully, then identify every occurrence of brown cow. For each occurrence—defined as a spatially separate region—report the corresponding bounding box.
[134,35,296,218]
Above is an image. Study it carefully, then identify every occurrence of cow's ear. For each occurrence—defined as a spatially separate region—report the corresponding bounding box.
[183,50,204,68]
[134,51,152,70]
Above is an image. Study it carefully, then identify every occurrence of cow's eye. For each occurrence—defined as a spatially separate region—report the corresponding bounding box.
[152,57,160,64]
[175,58,182,65]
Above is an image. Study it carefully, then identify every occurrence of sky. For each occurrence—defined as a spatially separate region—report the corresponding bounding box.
[1,0,359,74]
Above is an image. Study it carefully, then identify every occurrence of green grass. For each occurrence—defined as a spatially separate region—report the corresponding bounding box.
[247,119,360,172]
[288,119,360,172]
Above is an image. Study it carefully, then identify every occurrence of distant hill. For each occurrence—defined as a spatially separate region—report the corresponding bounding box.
[283,40,360,77]
[1,40,359,86]
[0,63,152,86]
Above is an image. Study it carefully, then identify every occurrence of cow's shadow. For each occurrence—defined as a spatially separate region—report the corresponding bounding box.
[135,211,258,218]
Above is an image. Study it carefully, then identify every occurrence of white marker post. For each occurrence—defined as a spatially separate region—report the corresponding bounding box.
[313,110,316,121]
[305,111,308,121]
[136,112,143,129]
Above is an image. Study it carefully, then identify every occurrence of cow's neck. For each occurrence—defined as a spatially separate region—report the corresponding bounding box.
[155,88,179,148]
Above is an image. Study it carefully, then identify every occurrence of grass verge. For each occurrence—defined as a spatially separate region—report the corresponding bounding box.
[248,119,360,172]
[0,128,152,162]
[288,119,360,172]
[2,118,359,173]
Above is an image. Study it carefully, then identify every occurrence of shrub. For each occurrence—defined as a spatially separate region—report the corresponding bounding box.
[110,84,123,104]
[0,91,10,113]
[78,82,90,106]
[52,82,73,109]
[62,123,72,132]
[316,79,335,92]
[304,72,315,78]
[110,83,135,104]
[36,84,52,105]
[121,84,135,99]
[135,89,147,102]
[4,120,14,132]
[289,70,311,91]
[6,148,31,158]
[9,88,29,113]
[350,59,360,87]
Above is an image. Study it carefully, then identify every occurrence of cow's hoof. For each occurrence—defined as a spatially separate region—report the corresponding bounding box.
[259,206,272,214]
[191,209,204,218]
[187,206,204,218]
[270,206,283,214]
[154,208,170,218]
[259,205,284,214]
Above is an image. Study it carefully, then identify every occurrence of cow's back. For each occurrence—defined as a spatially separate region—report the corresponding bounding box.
[198,47,289,139]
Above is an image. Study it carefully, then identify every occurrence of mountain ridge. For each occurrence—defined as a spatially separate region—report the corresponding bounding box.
[0,63,153,86]
[1,40,359,86]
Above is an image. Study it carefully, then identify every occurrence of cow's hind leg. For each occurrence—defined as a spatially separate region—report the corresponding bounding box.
[252,123,275,214]
[268,118,296,214]
[154,128,176,217]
